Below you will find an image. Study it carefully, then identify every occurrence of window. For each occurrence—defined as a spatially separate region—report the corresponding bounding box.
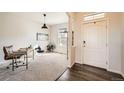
[84,15,94,21]
[36,33,49,41]
[84,13,105,21]
[58,28,67,47]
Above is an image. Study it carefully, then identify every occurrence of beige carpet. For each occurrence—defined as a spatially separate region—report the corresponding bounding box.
[0,53,68,81]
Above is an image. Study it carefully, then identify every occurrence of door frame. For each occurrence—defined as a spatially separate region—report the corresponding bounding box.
[66,12,72,67]
[81,18,109,70]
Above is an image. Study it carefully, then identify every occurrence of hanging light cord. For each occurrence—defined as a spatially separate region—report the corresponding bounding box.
[43,14,46,24]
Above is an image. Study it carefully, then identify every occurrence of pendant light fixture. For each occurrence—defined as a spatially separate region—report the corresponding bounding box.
[41,14,48,29]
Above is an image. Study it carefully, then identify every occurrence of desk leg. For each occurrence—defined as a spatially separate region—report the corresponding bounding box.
[26,53,28,69]
[12,59,14,71]
[33,50,34,60]
[24,55,25,61]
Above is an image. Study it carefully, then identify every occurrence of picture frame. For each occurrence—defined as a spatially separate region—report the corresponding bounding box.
[36,32,49,41]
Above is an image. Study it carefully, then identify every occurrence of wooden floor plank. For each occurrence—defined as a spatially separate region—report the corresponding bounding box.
[57,63,124,81]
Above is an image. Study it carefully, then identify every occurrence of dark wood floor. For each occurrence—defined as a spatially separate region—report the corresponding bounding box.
[57,63,124,81]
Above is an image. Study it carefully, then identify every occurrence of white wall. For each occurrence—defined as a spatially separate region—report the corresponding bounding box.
[50,23,68,54]
[0,13,50,62]
[75,13,83,63]
[74,12,122,74]
[107,13,122,73]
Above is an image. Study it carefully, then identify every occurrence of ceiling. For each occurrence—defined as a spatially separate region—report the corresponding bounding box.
[13,12,68,25]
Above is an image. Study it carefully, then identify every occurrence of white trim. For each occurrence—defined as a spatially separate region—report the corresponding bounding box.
[107,68,122,75]
[121,73,124,78]
[53,51,67,55]
[106,16,110,71]
[75,61,82,64]
[83,18,106,24]
[82,19,108,69]
[66,12,71,69]
[68,62,75,68]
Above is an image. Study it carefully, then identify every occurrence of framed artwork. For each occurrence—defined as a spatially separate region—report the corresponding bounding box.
[36,32,49,41]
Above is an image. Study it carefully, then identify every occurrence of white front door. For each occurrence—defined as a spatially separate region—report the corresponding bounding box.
[83,20,107,69]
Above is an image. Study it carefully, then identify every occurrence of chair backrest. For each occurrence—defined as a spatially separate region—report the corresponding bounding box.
[3,45,13,60]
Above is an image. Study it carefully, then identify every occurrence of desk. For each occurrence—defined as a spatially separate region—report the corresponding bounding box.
[18,48,35,69]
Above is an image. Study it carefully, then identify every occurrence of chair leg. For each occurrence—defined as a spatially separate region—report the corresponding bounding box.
[6,63,11,69]
[6,66,9,69]
[23,55,26,64]
[11,56,27,71]
[15,59,19,68]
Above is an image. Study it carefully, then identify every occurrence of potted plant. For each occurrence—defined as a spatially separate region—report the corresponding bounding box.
[47,43,56,52]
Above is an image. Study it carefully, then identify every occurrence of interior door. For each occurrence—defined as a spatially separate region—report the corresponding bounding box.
[83,20,107,69]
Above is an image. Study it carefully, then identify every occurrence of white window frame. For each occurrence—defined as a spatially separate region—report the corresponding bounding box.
[84,13,105,21]
[58,28,67,47]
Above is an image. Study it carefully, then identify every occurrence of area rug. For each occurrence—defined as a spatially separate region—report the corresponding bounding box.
[0,53,68,81]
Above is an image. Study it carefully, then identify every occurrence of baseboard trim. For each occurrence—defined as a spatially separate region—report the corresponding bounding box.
[68,62,75,68]
[75,61,82,64]
[107,68,123,76]
[53,51,67,55]
[121,73,124,78]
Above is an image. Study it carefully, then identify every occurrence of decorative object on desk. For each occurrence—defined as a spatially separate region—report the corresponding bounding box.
[28,45,32,48]
[36,32,49,41]
[47,43,56,52]
[35,46,44,53]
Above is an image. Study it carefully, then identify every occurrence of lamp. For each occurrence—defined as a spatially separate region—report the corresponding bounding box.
[41,14,48,29]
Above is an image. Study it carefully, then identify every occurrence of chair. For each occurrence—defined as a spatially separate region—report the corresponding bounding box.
[3,45,25,71]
